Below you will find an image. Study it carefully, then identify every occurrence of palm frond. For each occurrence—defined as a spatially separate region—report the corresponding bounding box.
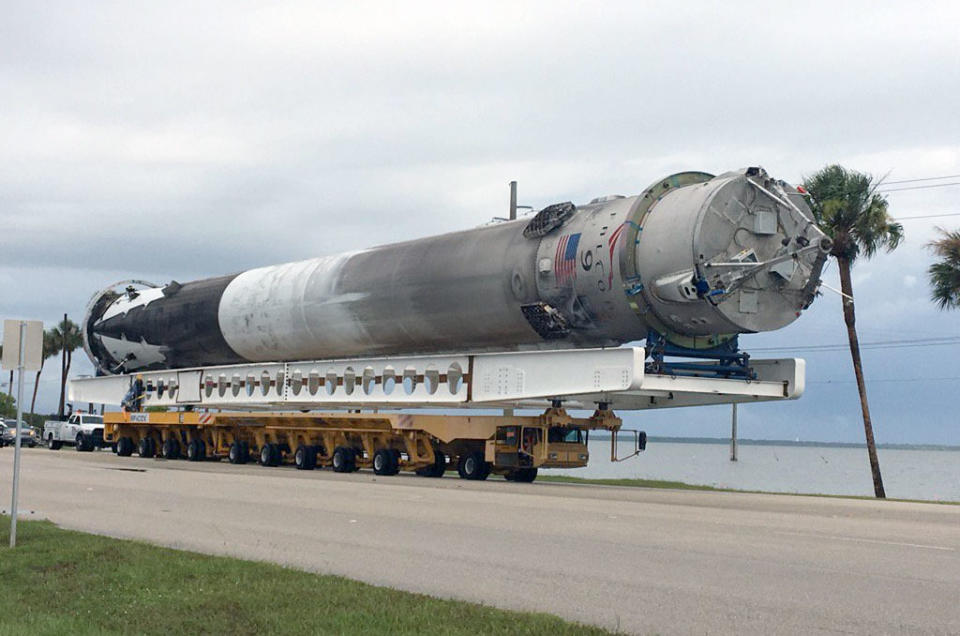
[928,227,960,310]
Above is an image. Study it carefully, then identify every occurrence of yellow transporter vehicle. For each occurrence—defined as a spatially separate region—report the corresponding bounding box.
[103,407,626,483]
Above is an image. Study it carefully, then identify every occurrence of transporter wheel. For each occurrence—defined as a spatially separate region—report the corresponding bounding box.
[116,437,135,457]
[228,441,247,465]
[457,452,490,481]
[416,451,446,477]
[49,437,62,450]
[187,439,207,462]
[332,446,355,473]
[138,437,155,458]
[372,449,399,476]
[270,443,282,466]
[259,443,281,467]
[295,444,317,471]
[161,439,181,460]
[507,468,538,483]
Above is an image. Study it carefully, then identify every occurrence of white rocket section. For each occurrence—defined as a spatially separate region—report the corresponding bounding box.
[217,252,370,362]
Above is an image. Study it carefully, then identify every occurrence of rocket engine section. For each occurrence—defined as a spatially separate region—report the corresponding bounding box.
[83,167,830,375]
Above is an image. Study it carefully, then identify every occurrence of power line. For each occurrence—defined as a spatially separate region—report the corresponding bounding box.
[749,336,960,353]
[809,376,960,384]
[881,174,960,185]
[892,212,960,221]
[878,182,960,193]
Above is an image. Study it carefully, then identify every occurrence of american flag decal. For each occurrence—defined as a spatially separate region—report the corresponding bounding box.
[554,233,581,285]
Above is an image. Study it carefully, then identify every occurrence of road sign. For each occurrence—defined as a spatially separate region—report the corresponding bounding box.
[2,319,43,371]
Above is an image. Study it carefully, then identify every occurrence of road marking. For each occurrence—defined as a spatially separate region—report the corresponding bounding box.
[774,530,956,552]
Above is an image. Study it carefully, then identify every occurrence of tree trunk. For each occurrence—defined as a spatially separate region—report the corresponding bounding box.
[29,360,44,421]
[837,257,885,498]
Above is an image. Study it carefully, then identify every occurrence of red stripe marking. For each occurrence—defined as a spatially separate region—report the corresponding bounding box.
[607,223,627,289]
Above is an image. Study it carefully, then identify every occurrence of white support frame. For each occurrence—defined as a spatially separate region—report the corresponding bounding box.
[69,347,804,412]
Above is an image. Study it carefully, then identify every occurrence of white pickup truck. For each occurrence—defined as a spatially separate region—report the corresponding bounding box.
[44,413,106,451]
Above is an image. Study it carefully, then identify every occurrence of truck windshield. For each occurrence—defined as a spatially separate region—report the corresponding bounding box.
[82,416,103,424]
[548,427,582,444]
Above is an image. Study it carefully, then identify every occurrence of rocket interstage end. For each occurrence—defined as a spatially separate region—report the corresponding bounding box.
[83,167,828,374]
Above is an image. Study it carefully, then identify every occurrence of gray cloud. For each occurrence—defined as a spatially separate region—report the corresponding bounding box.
[2,1,959,442]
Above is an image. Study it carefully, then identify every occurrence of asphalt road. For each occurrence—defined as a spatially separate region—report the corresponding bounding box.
[2,448,958,635]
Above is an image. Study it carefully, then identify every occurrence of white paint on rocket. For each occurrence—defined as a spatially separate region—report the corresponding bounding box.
[218,251,371,361]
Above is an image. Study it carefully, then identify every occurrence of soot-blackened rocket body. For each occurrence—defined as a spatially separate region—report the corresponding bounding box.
[83,168,831,375]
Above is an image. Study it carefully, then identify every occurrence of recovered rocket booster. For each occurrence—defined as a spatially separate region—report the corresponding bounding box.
[83,168,831,375]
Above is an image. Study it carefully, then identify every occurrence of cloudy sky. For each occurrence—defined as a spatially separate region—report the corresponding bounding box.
[2,1,958,444]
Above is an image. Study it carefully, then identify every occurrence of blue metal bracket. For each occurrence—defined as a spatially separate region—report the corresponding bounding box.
[645,329,755,380]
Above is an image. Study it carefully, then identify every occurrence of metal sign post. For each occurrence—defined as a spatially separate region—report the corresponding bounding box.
[2,319,43,548]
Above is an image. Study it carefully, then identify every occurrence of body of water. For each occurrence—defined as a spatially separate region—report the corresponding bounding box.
[541,440,960,502]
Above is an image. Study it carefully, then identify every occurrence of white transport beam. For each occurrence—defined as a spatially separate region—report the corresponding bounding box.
[69,347,804,412]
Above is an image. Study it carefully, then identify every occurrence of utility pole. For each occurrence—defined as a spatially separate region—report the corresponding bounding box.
[59,313,67,418]
[730,403,738,461]
[504,181,519,420]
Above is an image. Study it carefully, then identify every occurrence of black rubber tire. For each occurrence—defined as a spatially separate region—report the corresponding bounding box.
[295,444,316,470]
[416,450,446,477]
[240,441,251,464]
[137,437,151,458]
[429,451,446,477]
[270,443,282,466]
[332,446,355,473]
[161,438,181,460]
[117,437,134,457]
[372,448,398,476]
[457,451,490,481]
[259,443,281,467]
[508,468,538,483]
[259,444,271,466]
[49,438,62,451]
[75,433,92,452]
[187,439,206,462]
[228,441,245,464]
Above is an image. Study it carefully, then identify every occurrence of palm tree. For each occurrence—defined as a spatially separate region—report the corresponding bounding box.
[29,329,62,420]
[52,317,83,418]
[803,165,903,499]
[928,228,960,310]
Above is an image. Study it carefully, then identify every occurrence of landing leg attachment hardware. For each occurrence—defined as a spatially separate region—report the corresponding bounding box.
[645,330,755,380]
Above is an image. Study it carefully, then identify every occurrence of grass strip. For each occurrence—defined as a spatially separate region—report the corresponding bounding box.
[0,518,609,636]
[537,475,725,491]
[535,475,959,505]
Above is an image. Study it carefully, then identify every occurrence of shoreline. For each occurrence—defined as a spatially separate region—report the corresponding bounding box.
[534,474,960,505]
